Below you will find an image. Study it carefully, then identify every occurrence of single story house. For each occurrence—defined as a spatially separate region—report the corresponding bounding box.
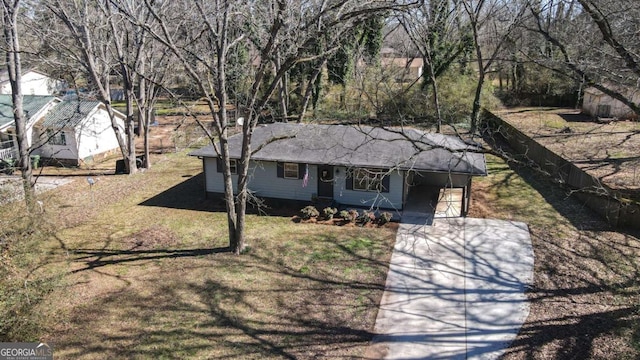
[0,69,65,96]
[190,123,486,214]
[0,95,60,160]
[582,85,640,120]
[32,100,125,166]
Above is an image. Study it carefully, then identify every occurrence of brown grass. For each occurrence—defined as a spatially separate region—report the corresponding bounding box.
[471,154,640,359]
[495,107,640,193]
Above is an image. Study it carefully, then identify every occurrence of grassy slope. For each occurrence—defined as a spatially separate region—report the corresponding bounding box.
[1,151,395,359]
[471,154,640,359]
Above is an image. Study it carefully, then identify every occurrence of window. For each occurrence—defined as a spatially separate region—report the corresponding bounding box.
[229,159,237,175]
[597,104,611,117]
[284,163,299,179]
[47,130,66,146]
[353,168,383,192]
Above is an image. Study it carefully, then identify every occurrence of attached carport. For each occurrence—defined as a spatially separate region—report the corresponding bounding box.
[402,170,474,219]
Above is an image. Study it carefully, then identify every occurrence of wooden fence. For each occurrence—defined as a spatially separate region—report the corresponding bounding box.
[482,110,640,228]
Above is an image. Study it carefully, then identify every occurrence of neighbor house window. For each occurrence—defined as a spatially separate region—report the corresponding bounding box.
[353,168,383,192]
[216,158,238,174]
[284,163,299,179]
[229,159,237,175]
[47,130,66,146]
[596,104,611,117]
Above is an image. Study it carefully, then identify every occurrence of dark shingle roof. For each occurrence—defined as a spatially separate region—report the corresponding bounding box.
[40,100,101,129]
[0,94,57,129]
[190,123,487,175]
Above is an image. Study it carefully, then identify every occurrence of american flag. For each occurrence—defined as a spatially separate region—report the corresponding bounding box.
[302,164,309,187]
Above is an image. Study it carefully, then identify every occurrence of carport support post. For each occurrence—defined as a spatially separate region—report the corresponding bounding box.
[202,157,208,198]
[462,178,472,216]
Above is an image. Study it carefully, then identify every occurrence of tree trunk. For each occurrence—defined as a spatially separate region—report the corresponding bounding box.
[298,59,326,123]
[424,50,443,133]
[3,0,36,210]
[470,20,485,133]
[470,71,484,133]
[275,54,288,121]
[123,77,137,174]
[136,61,150,169]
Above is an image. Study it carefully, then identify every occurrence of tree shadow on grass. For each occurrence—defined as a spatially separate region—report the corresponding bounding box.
[558,112,593,123]
[70,246,231,273]
[138,172,225,212]
[53,233,394,359]
[138,172,305,217]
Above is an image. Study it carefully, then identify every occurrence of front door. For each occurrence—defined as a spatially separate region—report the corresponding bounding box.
[317,165,334,198]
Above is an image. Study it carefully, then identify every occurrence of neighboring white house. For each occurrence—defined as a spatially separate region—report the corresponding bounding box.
[0,95,60,160]
[33,100,125,165]
[380,57,424,83]
[0,70,65,96]
[582,86,640,120]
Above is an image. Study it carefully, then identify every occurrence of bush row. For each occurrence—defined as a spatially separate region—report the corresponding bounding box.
[300,206,393,225]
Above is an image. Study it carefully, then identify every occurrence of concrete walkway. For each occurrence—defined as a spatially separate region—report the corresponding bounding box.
[370,217,534,360]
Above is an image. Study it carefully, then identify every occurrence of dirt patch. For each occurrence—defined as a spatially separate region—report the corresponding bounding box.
[121,227,180,250]
[495,107,640,194]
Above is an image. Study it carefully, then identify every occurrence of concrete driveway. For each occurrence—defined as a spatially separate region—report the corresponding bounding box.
[370,217,534,360]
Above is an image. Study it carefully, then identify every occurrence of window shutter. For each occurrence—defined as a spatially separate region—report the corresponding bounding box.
[298,163,306,179]
[277,162,284,178]
[216,158,222,172]
[382,173,390,193]
[345,169,353,190]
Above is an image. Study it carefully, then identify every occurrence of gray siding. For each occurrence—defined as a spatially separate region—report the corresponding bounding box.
[333,166,404,210]
[204,158,317,202]
[204,159,404,208]
[247,161,317,201]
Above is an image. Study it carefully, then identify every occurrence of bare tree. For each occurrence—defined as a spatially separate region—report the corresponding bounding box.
[1,0,36,209]
[526,0,640,115]
[398,0,471,132]
[127,0,417,254]
[44,0,137,172]
[461,0,528,132]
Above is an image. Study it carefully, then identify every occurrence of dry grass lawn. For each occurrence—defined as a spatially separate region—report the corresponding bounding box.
[471,154,640,359]
[495,107,640,194]
[0,150,396,359]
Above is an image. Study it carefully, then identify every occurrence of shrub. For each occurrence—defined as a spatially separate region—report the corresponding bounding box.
[322,207,338,220]
[339,210,350,220]
[359,210,376,224]
[379,212,393,225]
[347,209,359,223]
[300,206,319,220]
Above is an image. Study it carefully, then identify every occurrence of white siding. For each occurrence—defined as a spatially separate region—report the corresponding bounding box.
[75,109,123,160]
[0,71,61,96]
[333,166,404,210]
[582,88,640,119]
[26,99,59,149]
[35,129,79,160]
[35,107,124,162]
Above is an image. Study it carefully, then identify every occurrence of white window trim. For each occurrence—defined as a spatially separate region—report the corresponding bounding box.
[47,129,67,146]
[353,168,383,192]
[283,163,299,179]
[229,159,237,175]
